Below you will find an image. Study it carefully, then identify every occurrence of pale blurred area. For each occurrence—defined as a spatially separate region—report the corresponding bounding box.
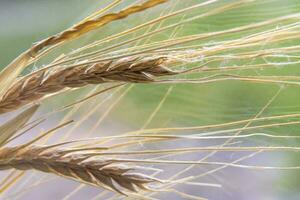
[1,0,300,199]
[0,0,102,67]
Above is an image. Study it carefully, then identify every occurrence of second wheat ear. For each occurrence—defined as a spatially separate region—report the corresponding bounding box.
[0,56,177,114]
[0,145,160,195]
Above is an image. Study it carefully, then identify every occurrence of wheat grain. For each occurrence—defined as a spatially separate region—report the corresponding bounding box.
[0,56,177,114]
[0,145,159,195]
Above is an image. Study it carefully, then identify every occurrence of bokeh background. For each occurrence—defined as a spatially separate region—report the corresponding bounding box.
[1,0,300,199]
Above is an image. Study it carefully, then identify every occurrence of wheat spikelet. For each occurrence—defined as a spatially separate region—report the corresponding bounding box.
[0,56,177,114]
[0,145,159,194]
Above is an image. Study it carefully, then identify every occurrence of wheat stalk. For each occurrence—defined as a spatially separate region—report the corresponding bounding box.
[30,0,167,56]
[0,145,160,195]
[0,56,177,114]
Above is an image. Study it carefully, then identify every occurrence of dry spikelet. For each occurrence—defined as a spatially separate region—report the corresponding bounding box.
[0,145,159,195]
[0,56,177,114]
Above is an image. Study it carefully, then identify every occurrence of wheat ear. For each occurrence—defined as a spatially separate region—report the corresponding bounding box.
[0,56,177,114]
[0,145,159,194]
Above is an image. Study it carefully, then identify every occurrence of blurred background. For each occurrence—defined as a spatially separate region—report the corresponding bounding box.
[1,0,300,199]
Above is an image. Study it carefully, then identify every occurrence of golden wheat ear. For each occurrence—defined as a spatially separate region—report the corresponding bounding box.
[0,145,160,195]
[0,56,177,114]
